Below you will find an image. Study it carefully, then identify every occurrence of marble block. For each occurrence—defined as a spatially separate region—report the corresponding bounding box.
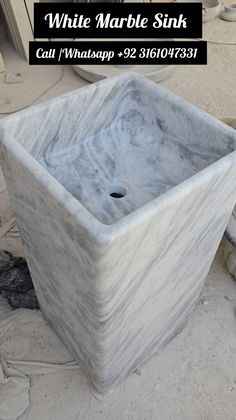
[1,73,236,392]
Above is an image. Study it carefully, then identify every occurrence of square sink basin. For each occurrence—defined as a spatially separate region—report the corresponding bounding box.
[1,73,236,392]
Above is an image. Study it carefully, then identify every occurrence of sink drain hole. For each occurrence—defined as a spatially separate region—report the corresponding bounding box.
[108,185,127,199]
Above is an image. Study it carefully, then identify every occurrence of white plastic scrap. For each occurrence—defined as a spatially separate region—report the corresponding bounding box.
[0,355,30,420]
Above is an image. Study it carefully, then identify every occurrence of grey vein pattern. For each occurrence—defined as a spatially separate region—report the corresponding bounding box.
[1,73,236,392]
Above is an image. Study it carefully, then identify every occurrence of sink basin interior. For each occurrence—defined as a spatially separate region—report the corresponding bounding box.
[3,76,236,225]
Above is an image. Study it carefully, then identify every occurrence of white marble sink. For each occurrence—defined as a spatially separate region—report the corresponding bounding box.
[1,73,236,392]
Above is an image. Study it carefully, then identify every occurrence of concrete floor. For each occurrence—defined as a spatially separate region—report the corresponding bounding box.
[0,12,236,420]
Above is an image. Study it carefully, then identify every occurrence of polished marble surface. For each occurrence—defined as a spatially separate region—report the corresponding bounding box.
[1,73,236,391]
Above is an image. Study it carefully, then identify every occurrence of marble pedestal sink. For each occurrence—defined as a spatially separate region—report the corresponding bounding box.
[1,73,236,392]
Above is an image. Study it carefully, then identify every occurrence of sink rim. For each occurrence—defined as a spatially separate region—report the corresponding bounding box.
[1,72,236,245]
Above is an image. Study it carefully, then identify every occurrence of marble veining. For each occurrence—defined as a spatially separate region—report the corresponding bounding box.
[2,75,235,225]
[1,73,236,392]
